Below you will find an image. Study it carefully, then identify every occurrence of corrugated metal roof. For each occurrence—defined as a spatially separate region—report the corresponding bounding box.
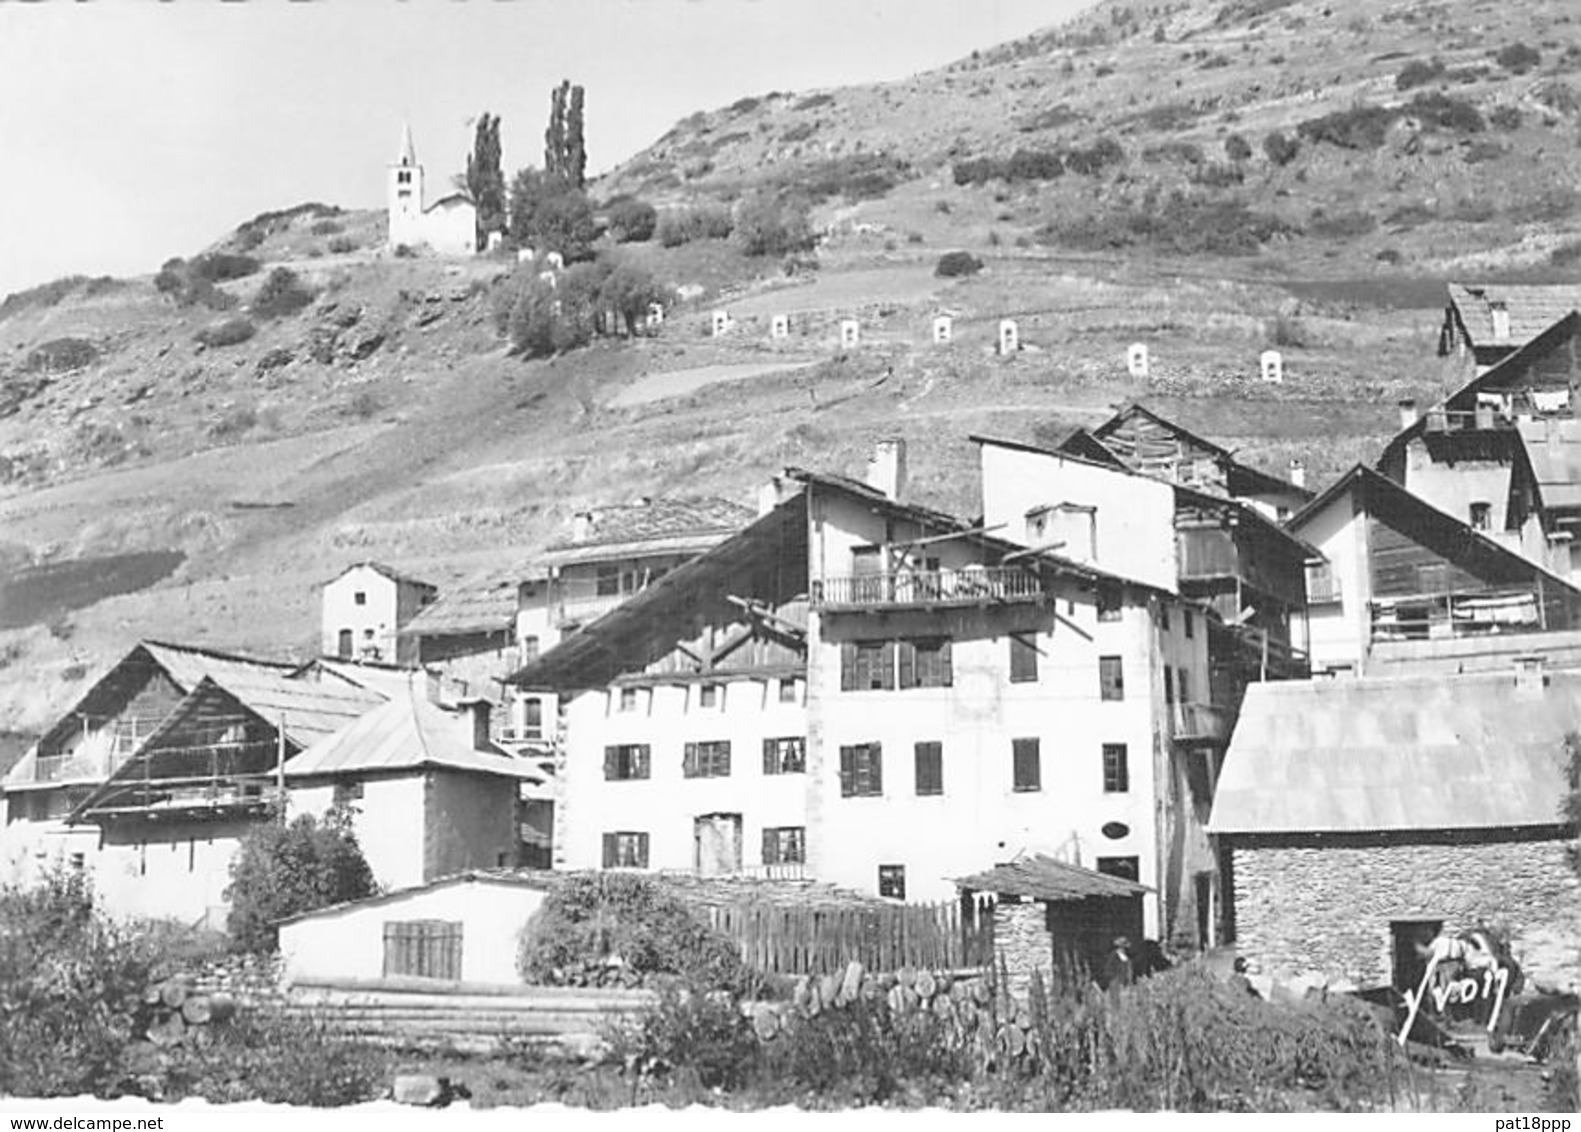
[954,854,1153,900]
[1208,669,1580,835]
[401,573,519,636]
[1448,283,1581,349]
[287,675,544,781]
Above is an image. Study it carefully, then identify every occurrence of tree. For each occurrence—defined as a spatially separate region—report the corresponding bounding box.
[225,809,376,953]
[732,191,815,258]
[507,168,597,261]
[606,196,657,243]
[466,111,506,250]
[544,79,587,190]
[602,261,669,336]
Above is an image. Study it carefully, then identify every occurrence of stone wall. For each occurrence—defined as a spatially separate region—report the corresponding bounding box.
[994,899,1052,998]
[1230,834,1581,990]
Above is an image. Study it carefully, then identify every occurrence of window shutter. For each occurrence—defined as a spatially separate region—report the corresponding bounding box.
[897,640,917,689]
[603,746,617,780]
[602,833,617,868]
[683,742,698,778]
[1010,634,1037,683]
[870,743,883,794]
[939,639,954,687]
[840,641,857,692]
[762,827,778,865]
[636,833,650,868]
[762,738,776,775]
[877,642,896,690]
[839,745,855,796]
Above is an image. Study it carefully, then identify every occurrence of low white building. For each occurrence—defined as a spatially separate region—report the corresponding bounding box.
[387,122,478,256]
[320,562,437,666]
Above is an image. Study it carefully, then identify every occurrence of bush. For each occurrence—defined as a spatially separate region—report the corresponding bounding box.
[1262,130,1300,165]
[195,317,256,348]
[249,267,315,319]
[794,93,834,111]
[190,252,262,283]
[935,250,984,278]
[1489,104,1522,131]
[1307,209,1377,239]
[208,406,259,438]
[953,157,999,186]
[655,204,734,247]
[1224,133,1253,162]
[780,122,816,144]
[1296,104,1398,150]
[1005,147,1064,181]
[1497,42,1541,74]
[22,337,98,374]
[732,192,815,257]
[1039,194,1294,257]
[309,219,344,236]
[0,275,113,321]
[1063,136,1125,175]
[605,196,658,243]
[1395,56,1446,90]
[610,982,759,1090]
[518,872,755,994]
[1406,91,1485,133]
[225,809,376,953]
[326,236,356,254]
[161,1007,388,1106]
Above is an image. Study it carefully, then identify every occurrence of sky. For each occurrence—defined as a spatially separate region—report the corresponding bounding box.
[0,0,1096,298]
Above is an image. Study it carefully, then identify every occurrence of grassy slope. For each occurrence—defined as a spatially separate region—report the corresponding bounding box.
[0,0,1575,733]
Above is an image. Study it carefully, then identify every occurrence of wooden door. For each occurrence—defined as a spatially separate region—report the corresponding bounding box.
[693,813,742,876]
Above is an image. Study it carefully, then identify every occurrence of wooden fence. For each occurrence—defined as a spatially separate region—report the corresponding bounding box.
[703,899,992,976]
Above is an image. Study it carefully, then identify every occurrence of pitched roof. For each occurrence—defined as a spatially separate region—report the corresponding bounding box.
[286,675,543,782]
[326,561,437,590]
[1447,283,1581,350]
[276,867,561,927]
[301,658,424,701]
[1515,417,1581,512]
[955,854,1153,900]
[1208,669,1581,835]
[1085,402,1313,502]
[400,573,518,636]
[541,497,753,563]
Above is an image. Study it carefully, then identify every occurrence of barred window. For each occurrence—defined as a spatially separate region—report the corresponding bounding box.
[1103,743,1130,793]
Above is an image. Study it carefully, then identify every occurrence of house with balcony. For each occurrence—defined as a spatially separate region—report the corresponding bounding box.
[1288,464,1581,677]
[1382,310,1581,581]
[321,562,437,665]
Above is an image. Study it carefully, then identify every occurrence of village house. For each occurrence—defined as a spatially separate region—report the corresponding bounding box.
[320,561,437,666]
[1382,309,1581,581]
[1439,282,1581,376]
[1209,665,1581,993]
[387,122,478,256]
[286,674,551,886]
[1289,464,1581,677]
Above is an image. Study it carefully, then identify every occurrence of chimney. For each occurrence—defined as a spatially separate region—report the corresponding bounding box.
[1491,301,1511,343]
[757,474,792,516]
[424,669,443,705]
[1514,654,1547,698]
[1288,458,1306,489]
[1398,399,1418,430]
[865,439,908,501]
[458,698,494,750]
[571,509,597,543]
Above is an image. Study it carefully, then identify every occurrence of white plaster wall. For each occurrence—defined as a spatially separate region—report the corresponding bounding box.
[92,821,254,926]
[279,878,548,987]
[290,775,426,891]
[419,199,478,257]
[322,567,400,661]
[978,444,1178,592]
[0,819,101,891]
[1292,492,1369,672]
[558,675,809,872]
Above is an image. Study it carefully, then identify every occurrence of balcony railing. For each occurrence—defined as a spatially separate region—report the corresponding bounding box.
[658,863,809,881]
[1167,702,1231,744]
[1369,589,1547,643]
[813,567,1045,610]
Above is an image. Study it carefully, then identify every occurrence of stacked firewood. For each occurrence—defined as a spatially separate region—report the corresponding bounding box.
[141,975,237,1048]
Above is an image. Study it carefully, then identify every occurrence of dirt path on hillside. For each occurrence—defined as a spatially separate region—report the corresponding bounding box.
[608,360,820,408]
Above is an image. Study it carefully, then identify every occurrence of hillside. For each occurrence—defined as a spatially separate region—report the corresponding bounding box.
[0,0,1575,737]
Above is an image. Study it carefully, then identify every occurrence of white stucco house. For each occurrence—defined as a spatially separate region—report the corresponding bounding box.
[320,562,437,666]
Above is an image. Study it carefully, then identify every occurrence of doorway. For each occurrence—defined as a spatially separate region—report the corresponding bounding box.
[693,813,743,876]
[1391,919,1443,992]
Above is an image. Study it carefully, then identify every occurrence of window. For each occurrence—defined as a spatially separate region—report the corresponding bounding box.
[595,564,621,597]
[1098,583,1123,622]
[878,865,906,900]
[1184,611,1194,639]
[1160,604,1170,631]
[1177,668,1192,705]
[1099,655,1124,701]
[337,629,353,659]
[839,743,883,797]
[841,641,895,691]
[1164,667,1175,703]
[1470,502,1491,531]
[618,686,639,713]
[1009,633,1039,683]
[1096,856,1139,883]
[1012,737,1041,792]
[914,741,943,796]
[762,736,806,775]
[521,636,540,662]
[362,628,375,640]
[762,826,806,865]
[333,780,365,807]
[899,638,953,689]
[383,920,462,980]
[522,697,544,739]
[698,684,721,709]
[683,740,732,778]
[603,744,651,781]
[1103,743,1130,793]
[778,678,799,704]
[602,831,650,868]
[354,591,367,606]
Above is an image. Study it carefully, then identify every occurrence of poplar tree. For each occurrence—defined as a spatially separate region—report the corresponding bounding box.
[466,111,505,250]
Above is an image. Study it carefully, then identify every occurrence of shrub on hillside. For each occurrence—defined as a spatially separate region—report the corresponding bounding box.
[1038,193,1294,256]
[249,267,315,319]
[0,275,119,321]
[1261,129,1300,165]
[517,872,755,994]
[1296,104,1398,150]
[655,204,734,247]
[1406,91,1485,133]
[732,192,815,257]
[1223,133,1253,162]
[225,809,375,953]
[1006,147,1065,181]
[1307,209,1377,239]
[794,154,909,203]
[1395,56,1446,90]
[1063,136,1126,175]
[190,252,262,283]
[605,196,658,243]
[195,317,256,348]
[1497,42,1541,74]
[160,1008,389,1106]
[309,219,344,236]
[326,236,356,254]
[935,250,984,278]
[1488,104,1522,131]
[22,337,98,374]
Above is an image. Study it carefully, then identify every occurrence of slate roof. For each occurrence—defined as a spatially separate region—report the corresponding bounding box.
[1208,669,1581,835]
[1515,418,1581,512]
[286,675,544,783]
[540,497,754,564]
[1448,283,1581,350]
[954,855,1153,900]
[400,573,519,636]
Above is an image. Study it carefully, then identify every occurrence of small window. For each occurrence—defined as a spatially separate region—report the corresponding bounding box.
[1096,856,1139,883]
[1164,667,1175,703]
[914,741,943,796]
[1103,743,1130,793]
[602,831,650,868]
[683,740,732,778]
[1160,604,1170,631]
[522,698,544,738]
[1012,737,1041,792]
[839,742,883,797]
[1099,655,1124,701]
[778,678,799,704]
[1009,633,1039,683]
[761,826,806,865]
[1098,583,1123,622]
[698,684,721,709]
[1184,611,1194,639]
[1470,502,1491,531]
[354,591,367,606]
[618,687,639,713]
[1178,668,1192,706]
[383,920,462,980]
[595,565,620,597]
[333,780,365,807]
[521,636,540,662]
[337,629,353,659]
[762,736,806,775]
[604,744,651,781]
[878,864,906,900]
[362,628,375,640]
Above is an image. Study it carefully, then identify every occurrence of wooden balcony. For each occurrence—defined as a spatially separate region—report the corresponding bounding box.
[1369,589,1550,644]
[812,567,1046,611]
[1167,702,1231,744]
